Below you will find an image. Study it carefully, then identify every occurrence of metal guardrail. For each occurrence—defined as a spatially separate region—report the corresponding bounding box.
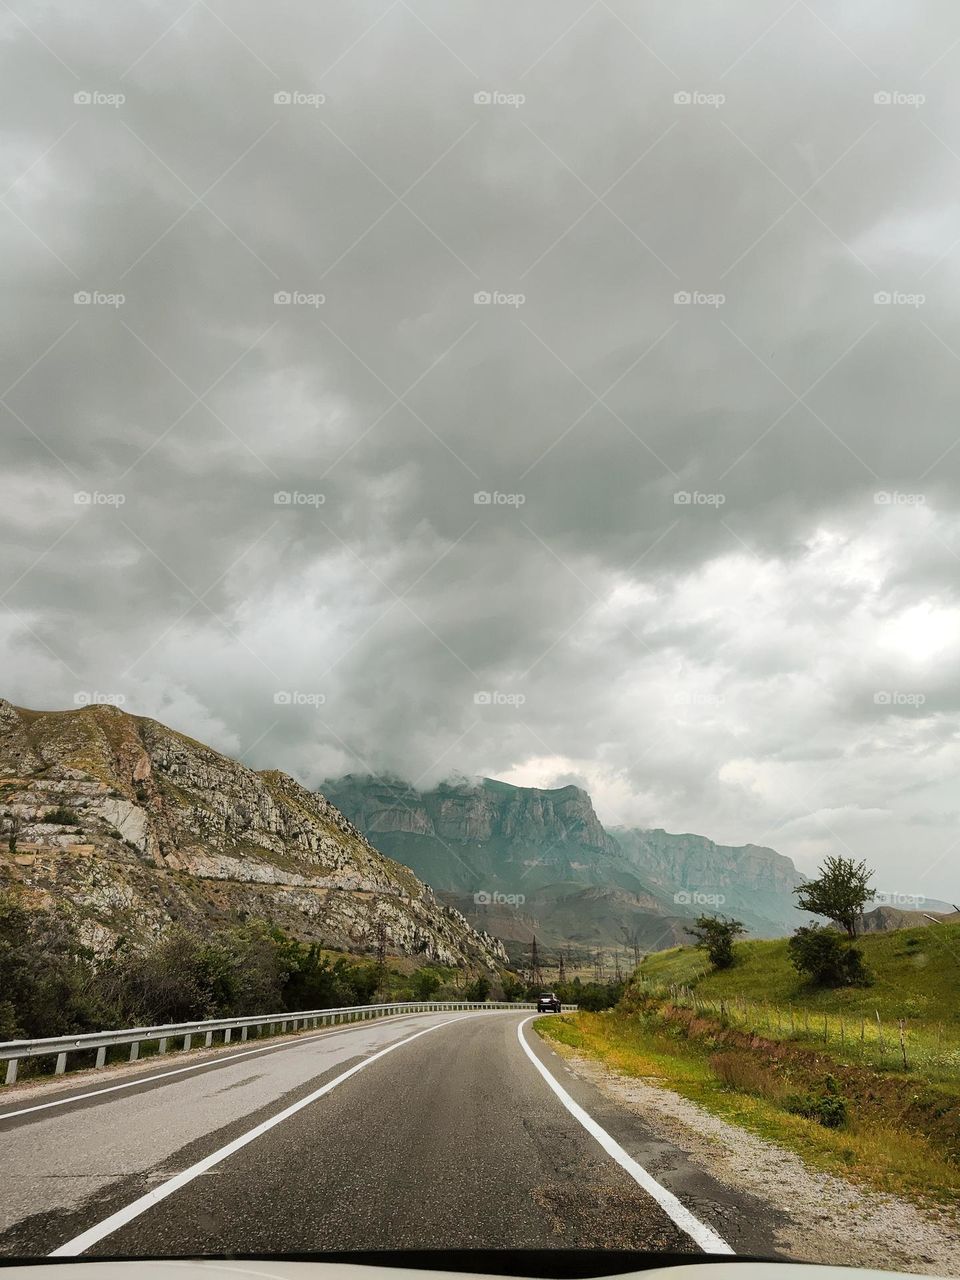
[0,1000,574,1085]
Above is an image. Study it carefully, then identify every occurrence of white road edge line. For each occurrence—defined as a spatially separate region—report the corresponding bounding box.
[49,1013,475,1257]
[517,1017,735,1256]
[0,1011,437,1122]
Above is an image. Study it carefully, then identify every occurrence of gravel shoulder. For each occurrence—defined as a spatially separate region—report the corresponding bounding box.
[557,1044,960,1276]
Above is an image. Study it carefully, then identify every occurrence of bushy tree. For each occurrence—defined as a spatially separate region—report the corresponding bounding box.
[788,925,870,988]
[793,855,874,938]
[687,914,746,970]
[282,943,376,1010]
[0,891,100,1036]
[410,967,443,999]
[500,971,526,1002]
[463,974,491,1002]
[100,921,294,1025]
[573,981,624,1011]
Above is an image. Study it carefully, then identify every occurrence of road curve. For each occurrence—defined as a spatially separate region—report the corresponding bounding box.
[0,1011,782,1258]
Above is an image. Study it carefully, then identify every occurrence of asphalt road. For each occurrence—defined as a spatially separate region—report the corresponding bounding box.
[0,1011,783,1258]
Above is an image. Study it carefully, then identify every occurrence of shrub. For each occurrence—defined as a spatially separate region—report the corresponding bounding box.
[0,891,101,1037]
[786,1074,848,1128]
[788,925,870,987]
[44,806,80,826]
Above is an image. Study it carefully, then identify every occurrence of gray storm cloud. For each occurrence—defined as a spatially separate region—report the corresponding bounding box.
[2,0,960,898]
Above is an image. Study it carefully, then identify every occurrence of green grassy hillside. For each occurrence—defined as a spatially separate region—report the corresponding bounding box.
[537,920,960,1205]
[640,920,960,1030]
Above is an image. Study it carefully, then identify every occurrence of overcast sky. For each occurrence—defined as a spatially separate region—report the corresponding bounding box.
[3,0,960,899]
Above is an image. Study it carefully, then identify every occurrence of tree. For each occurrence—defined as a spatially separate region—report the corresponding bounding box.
[788,925,869,988]
[793,856,874,938]
[500,971,526,1002]
[575,981,624,1011]
[410,967,442,999]
[463,974,491,1002]
[0,891,100,1036]
[687,914,746,970]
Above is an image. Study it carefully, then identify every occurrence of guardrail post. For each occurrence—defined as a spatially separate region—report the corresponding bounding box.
[224,1028,232,1044]
[129,1042,139,1063]
[158,1038,168,1054]
[54,1051,67,1074]
[205,1031,213,1047]
[182,1034,191,1052]
[240,1026,248,1042]
[4,1059,16,1085]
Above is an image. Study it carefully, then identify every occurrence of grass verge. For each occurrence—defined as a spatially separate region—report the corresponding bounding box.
[537,1003,960,1207]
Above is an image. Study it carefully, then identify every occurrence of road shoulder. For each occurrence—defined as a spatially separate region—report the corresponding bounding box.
[549,1037,960,1277]
[522,1016,785,1258]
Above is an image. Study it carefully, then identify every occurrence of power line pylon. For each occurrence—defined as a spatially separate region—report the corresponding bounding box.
[530,934,543,989]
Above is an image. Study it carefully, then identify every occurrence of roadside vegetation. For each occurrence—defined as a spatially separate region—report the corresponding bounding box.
[503,971,625,1011]
[0,888,504,1044]
[538,879,960,1204]
[0,886,625,1058]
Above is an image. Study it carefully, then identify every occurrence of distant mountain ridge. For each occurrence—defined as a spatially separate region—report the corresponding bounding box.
[611,826,802,934]
[322,774,805,957]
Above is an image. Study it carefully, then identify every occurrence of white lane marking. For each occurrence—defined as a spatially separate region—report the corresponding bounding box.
[0,1011,441,1122]
[50,1013,474,1257]
[517,1017,734,1256]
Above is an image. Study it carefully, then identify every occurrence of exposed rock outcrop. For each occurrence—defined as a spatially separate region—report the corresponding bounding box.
[0,701,506,970]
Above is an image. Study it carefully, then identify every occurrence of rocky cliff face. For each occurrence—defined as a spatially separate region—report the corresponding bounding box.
[323,775,687,960]
[324,775,635,894]
[611,827,804,934]
[0,701,506,969]
[324,774,808,954]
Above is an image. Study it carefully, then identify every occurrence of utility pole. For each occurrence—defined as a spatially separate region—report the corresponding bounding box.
[558,951,566,985]
[613,947,623,983]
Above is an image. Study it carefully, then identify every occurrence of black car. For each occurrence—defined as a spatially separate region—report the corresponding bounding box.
[536,991,562,1013]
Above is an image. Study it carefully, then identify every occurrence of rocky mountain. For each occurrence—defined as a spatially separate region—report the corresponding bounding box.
[857,905,959,933]
[611,826,803,934]
[0,701,506,971]
[322,774,803,959]
[324,774,651,895]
